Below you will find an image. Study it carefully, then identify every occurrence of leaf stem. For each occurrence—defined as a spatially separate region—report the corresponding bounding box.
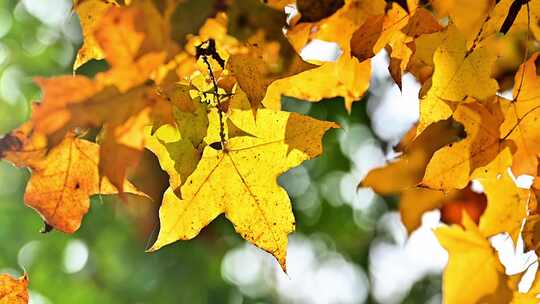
[197,39,227,149]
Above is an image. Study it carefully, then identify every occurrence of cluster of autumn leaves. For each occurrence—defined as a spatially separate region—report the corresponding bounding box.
[1,0,540,302]
[360,0,540,302]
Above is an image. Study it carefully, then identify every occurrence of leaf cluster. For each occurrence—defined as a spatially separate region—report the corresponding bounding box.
[1,0,540,302]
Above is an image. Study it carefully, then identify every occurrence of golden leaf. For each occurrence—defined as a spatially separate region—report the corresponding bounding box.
[500,53,540,176]
[362,119,461,194]
[435,215,513,304]
[478,171,529,243]
[73,0,119,70]
[430,25,499,102]
[262,54,371,111]
[422,99,504,190]
[94,6,166,91]
[148,108,337,269]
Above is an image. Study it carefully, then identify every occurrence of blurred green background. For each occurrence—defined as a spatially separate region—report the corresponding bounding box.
[0,0,445,303]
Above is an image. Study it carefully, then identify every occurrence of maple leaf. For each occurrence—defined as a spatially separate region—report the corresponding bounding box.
[362,119,461,195]
[148,108,338,269]
[273,0,385,110]
[0,274,28,304]
[32,3,177,192]
[430,0,496,43]
[350,3,409,62]
[439,212,540,303]
[144,84,208,192]
[429,25,499,102]
[227,41,315,112]
[500,52,540,176]
[422,98,504,190]
[435,215,514,304]
[479,171,529,242]
[0,125,143,233]
[74,0,175,71]
[24,135,143,233]
[262,54,371,111]
[72,0,119,70]
[31,77,163,191]
[93,6,167,91]
[362,119,461,233]
[399,187,450,233]
[387,7,444,88]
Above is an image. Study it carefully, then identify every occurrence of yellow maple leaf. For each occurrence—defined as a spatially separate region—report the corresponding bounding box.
[435,215,513,304]
[227,41,315,112]
[26,135,144,233]
[478,171,529,243]
[262,54,371,111]
[93,6,166,91]
[500,52,540,176]
[350,3,409,62]
[144,85,208,192]
[438,213,540,304]
[72,0,119,70]
[430,0,495,43]
[430,25,499,102]
[399,187,449,233]
[148,108,337,269]
[422,99,504,190]
[388,7,444,88]
[0,273,28,304]
[362,119,461,194]
[362,120,462,233]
